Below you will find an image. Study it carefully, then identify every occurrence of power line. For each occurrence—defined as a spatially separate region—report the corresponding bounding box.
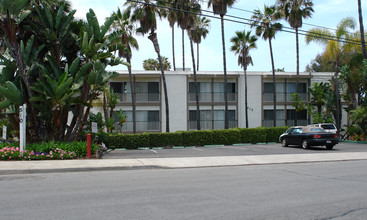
[126,0,364,46]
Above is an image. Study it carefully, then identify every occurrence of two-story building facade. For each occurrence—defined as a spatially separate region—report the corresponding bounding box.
[102,70,345,133]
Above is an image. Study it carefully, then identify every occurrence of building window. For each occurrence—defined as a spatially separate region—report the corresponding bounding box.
[213,82,236,102]
[286,109,308,126]
[263,82,285,102]
[189,110,237,130]
[117,110,160,131]
[263,109,285,127]
[286,82,307,101]
[189,82,212,102]
[110,82,160,102]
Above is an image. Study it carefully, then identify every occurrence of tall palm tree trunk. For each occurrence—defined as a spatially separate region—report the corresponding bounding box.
[220,16,229,129]
[295,27,299,126]
[190,38,201,130]
[269,37,277,127]
[197,43,200,71]
[127,57,137,133]
[358,0,367,59]
[182,29,185,70]
[148,32,170,132]
[334,62,341,138]
[244,67,249,128]
[172,27,176,70]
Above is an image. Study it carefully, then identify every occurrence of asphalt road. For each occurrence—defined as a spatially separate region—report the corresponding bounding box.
[1,160,367,220]
[103,142,367,159]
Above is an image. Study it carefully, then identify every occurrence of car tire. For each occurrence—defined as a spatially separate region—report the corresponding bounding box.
[281,139,288,147]
[326,144,334,150]
[302,140,309,149]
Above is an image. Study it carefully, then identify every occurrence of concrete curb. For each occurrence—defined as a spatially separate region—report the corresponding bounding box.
[1,152,367,175]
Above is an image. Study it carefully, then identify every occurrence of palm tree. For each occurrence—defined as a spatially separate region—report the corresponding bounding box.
[276,0,313,125]
[143,57,171,70]
[176,0,202,130]
[166,0,177,70]
[306,17,356,133]
[230,30,257,128]
[111,8,139,134]
[190,16,210,71]
[357,0,367,59]
[251,5,282,127]
[125,0,170,132]
[208,0,237,129]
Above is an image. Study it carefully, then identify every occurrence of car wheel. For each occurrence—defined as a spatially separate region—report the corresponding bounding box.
[281,139,288,147]
[326,144,334,150]
[302,140,308,149]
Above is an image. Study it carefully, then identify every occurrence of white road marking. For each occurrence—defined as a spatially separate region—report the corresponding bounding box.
[150,150,158,154]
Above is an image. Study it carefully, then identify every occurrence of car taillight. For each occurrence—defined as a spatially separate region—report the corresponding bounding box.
[313,135,321,138]
[334,134,338,138]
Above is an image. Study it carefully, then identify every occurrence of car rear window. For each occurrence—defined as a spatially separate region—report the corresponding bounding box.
[311,128,324,132]
[321,124,336,129]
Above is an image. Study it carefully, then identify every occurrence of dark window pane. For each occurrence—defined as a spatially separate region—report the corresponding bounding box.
[189,110,197,121]
[148,82,159,93]
[298,83,307,93]
[264,110,273,120]
[264,83,274,93]
[110,82,123,93]
[227,83,236,93]
[228,110,236,121]
[148,111,159,122]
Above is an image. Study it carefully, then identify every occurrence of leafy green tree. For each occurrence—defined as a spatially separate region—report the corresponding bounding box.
[230,30,257,128]
[125,0,170,132]
[308,82,334,123]
[208,0,237,129]
[350,106,367,137]
[306,17,356,132]
[143,57,171,70]
[251,5,282,127]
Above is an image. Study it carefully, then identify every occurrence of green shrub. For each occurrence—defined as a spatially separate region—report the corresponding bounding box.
[149,132,183,147]
[264,126,288,143]
[211,129,241,145]
[181,130,213,146]
[238,127,267,144]
[26,141,98,158]
[124,133,150,149]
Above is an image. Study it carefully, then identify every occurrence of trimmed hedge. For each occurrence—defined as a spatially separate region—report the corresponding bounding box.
[212,129,241,145]
[100,126,289,149]
[149,132,183,147]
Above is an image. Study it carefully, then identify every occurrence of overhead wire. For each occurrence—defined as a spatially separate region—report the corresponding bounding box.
[126,0,364,46]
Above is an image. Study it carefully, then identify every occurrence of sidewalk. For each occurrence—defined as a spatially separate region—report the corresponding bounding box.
[1,151,367,175]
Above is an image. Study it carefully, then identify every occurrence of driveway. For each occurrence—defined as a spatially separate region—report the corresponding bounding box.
[103,142,367,159]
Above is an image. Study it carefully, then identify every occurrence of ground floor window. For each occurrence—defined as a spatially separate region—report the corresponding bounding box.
[189,109,237,130]
[115,110,160,131]
[263,109,308,127]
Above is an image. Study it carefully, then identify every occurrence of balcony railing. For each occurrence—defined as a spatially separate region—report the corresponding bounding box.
[262,119,308,127]
[189,120,237,130]
[120,121,160,131]
[263,92,307,102]
[188,92,237,102]
[118,93,160,102]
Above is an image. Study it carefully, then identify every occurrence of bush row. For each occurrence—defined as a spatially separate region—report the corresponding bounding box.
[0,141,99,158]
[100,127,289,149]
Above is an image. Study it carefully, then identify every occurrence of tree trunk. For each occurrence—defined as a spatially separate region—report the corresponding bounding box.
[182,29,185,71]
[358,0,367,59]
[334,62,341,138]
[172,27,176,71]
[148,32,170,132]
[127,57,137,134]
[244,67,249,128]
[190,38,201,130]
[269,38,277,127]
[220,16,229,129]
[197,43,199,71]
[295,27,299,126]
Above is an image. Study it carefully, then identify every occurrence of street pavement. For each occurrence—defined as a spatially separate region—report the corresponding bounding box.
[1,142,367,175]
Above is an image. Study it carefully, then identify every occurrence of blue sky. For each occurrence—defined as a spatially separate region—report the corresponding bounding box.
[70,0,367,72]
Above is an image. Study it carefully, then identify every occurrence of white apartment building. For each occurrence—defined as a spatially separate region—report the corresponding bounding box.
[104,70,346,133]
